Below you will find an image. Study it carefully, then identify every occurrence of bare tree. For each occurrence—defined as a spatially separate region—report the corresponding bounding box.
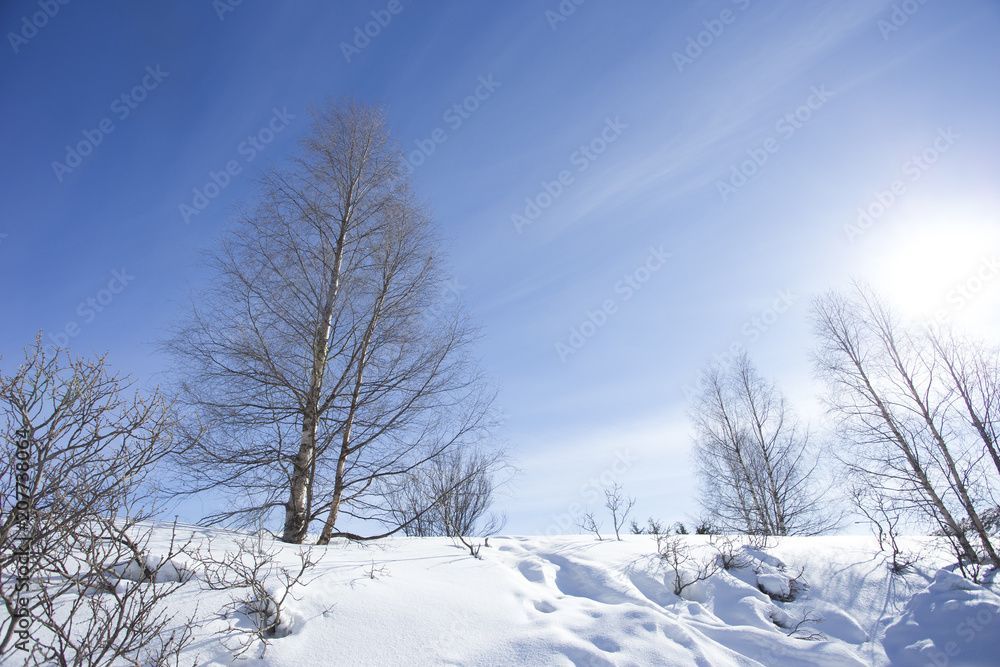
[164,98,499,544]
[811,284,1000,570]
[0,337,194,665]
[603,482,636,541]
[928,329,1000,485]
[690,352,832,536]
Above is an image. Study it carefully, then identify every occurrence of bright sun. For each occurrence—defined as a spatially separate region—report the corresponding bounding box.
[869,217,1000,326]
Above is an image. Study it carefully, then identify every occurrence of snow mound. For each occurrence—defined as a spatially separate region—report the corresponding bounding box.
[883,569,1000,667]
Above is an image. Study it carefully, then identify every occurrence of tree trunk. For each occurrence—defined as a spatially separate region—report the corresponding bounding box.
[892,345,1000,567]
[860,366,980,563]
[282,220,350,543]
[317,298,381,546]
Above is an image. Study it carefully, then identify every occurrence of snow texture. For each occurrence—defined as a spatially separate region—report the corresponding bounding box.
[5,526,999,666]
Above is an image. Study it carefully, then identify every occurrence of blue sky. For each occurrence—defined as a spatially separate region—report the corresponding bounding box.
[2,0,1000,534]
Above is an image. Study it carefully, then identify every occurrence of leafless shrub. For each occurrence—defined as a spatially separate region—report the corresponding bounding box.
[579,511,603,541]
[365,559,389,580]
[390,447,509,548]
[656,534,719,597]
[776,608,824,641]
[757,564,807,603]
[744,532,773,552]
[710,534,754,571]
[0,338,195,665]
[852,485,919,575]
[187,529,320,659]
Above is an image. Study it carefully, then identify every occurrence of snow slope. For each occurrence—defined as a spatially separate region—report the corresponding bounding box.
[10,527,1000,666]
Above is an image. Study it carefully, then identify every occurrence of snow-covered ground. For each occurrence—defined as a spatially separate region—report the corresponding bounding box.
[10,526,1000,666]
[93,526,995,666]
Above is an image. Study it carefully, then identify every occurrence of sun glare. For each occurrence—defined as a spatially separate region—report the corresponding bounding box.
[870,217,1000,326]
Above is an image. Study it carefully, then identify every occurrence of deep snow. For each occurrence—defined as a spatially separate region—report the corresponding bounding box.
[8,526,1000,666]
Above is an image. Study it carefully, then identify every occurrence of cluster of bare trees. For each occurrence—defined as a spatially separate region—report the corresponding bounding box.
[164,99,506,545]
[389,447,509,556]
[690,352,832,537]
[813,283,1000,572]
[0,99,510,664]
[690,282,1000,575]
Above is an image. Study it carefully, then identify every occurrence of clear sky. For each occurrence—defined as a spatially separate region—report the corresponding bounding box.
[2,0,999,534]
